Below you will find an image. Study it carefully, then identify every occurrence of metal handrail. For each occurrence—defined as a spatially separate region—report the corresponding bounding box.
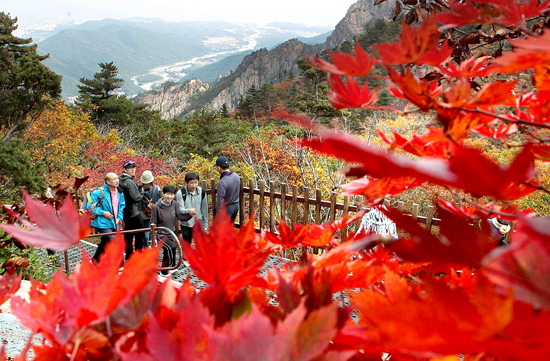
[85,226,183,272]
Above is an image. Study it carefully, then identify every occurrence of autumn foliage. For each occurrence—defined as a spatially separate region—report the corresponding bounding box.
[2,1,550,360]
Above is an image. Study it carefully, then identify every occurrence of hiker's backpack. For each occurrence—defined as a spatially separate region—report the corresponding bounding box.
[81,188,105,220]
[180,186,206,203]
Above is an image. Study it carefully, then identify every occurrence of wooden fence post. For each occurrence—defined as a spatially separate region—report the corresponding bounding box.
[269,181,275,232]
[342,196,350,241]
[426,205,435,230]
[291,185,298,227]
[259,180,266,229]
[249,178,255,222]
[210,178,217,215]
[280,183,287,224]
[315,189,322,225]
[412,203,419,221]
[303,187,310,226]
[239,177,245,227]
[398,201,405,213]
[329,192,337,224]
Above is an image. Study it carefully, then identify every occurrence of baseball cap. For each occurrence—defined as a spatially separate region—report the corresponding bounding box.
[123,160,136,169]
[214,156,230,167]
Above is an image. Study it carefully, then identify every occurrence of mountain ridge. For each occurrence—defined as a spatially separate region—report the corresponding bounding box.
[134,0,395,119]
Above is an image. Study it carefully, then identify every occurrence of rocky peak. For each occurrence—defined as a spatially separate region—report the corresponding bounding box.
[325,0,395,48]
[133,79,209,119]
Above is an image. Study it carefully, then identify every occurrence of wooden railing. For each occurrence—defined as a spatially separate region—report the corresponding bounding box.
[203,177,440,236]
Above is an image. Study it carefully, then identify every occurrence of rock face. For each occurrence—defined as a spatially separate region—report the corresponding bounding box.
[136,0,395,118]
[133,79,209,119]
[324,0,395,48]
[210,40,322,111]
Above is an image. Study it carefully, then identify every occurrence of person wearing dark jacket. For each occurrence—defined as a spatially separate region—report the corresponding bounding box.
[214,156,240,221]
[150,185,187,275]
[88,172,126,261]
[119,160,144,259]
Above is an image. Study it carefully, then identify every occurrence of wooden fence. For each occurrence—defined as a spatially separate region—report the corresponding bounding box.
[198,177,440,235]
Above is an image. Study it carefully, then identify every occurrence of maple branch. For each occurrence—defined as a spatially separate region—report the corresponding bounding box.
[446,190,520,219]
[363,106,404,114]
[458,107,550,130]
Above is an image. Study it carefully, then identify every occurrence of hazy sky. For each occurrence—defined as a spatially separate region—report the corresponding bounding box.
[2,0,359,27]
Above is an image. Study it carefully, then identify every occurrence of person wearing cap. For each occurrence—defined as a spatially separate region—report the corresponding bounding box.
[214,156,240,221]
[140,170,162,246]
[119,160,145,259]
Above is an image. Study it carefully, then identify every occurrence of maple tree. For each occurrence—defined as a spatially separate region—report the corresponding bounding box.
[2,1,550,360]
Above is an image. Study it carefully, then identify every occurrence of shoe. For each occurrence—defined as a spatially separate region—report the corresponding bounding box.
[183,260,190,267]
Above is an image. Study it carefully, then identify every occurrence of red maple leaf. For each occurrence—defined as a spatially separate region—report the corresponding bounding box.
[350,270,514,356]
[11,273,69,345]
[435,0,502,28]
[438,55,499,78]
[500,0,550,26]
[377,127,459,158]
[58,235,160,327]
[483,215,550,309]
[305,44,377,77]
[208,303,340,361]
[261,218,354,250]
[302,130,537,200]
[373,15,440,65]
[0,191,91,251]
[0,268,21,308]
[182,207,272,301]
[340,176,422,203]
[326,75,379,110]
[388,67,443,111]
[472,122,518,138]
[494,31,550,74]
[380,205,500,268]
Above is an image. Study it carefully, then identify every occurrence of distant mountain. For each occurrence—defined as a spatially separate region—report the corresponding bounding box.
[296,31,332,45]
[31,18,330,98]
[134,0,395,119]
[39,25,209,97]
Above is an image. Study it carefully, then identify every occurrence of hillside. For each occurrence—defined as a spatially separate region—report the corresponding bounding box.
[39,24,209,98]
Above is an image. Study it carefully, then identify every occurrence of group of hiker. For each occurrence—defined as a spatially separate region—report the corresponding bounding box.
[86,156,240,275]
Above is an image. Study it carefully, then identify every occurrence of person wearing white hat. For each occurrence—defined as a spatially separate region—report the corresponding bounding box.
[140,170,162,246]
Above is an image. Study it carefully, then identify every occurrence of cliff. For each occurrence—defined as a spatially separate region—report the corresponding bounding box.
[133,79,209,119]
[324,0,395,48]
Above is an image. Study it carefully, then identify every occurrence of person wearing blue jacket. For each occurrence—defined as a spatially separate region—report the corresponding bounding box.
[87,172,126,262]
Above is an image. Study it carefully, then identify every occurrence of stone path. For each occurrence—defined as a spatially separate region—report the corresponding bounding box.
[0,280,36,358]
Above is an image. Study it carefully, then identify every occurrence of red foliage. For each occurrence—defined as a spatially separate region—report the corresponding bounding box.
[0,191,91,251]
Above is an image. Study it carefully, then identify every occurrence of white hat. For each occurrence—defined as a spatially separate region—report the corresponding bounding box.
[140,170,154,183]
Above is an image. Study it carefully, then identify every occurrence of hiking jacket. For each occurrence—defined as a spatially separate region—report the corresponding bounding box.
[216,171,240,215]
[150,198,187,237]
[119,173,143,218]
[176,186,209,229]
[88,183,126,229]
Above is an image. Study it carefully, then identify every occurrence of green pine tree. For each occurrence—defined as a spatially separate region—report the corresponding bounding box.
[0,12,62,143]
